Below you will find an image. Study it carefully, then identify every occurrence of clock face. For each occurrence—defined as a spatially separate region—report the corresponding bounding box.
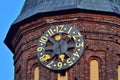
[37,25,84,70]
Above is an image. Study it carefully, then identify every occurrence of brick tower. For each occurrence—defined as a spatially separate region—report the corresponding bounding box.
[4,0,120,80]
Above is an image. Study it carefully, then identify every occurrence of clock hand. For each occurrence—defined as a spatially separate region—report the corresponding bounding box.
[59,54,65,62]
[54,34,65,62]
[64,34,72,42]
[58,40,66,62]
[40,54,51,62]
[67,34,72,39]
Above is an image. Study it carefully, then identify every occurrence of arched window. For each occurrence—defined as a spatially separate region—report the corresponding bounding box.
[58,71,68,80]
[118,65,120,80]
[90,60,99,80]
[34,67,39,80]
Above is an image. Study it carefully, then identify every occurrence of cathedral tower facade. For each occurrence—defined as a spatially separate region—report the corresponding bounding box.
[5,0,120,80]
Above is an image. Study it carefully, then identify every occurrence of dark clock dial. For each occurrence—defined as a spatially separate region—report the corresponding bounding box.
[37,25,84,70]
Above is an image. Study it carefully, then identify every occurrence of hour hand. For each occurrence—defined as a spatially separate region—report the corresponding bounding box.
[40,54,51,62]
[59,54,65,62]
[64,35,72,42]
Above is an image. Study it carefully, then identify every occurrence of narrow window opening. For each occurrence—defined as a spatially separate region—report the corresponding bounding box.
[58,71,68,80]
[90,60,99,80]
[34,67,39,80]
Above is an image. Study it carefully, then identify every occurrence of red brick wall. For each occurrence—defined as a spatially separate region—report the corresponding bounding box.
[12,12,120,80]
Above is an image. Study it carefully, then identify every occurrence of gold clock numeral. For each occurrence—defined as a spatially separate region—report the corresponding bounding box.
[73,32,81,40]
[37,47,45,52]
[54,64,56,67]
[81,42,84,47]
[73,52,80,57]
[57,62,63,69]
[47,28,54,36]
[67,58,73,66]
[40,55,46,61]
[56,26,59,33]
[39,36,48,44]
[47,61,54,68]
[56,25,64,33]
[67,27,72,34]
[59,25,64,32]
[76,42,84,48]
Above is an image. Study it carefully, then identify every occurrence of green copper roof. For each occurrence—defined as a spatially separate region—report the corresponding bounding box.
[13,0,120,24]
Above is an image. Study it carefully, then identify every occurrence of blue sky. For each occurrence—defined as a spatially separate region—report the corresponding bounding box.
[0,0,24,80]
